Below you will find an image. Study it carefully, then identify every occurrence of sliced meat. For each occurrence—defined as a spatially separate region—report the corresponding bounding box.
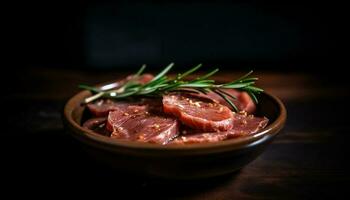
[125,73,154,84]
[106,105,148,132]
[163,93,234,132]
[86,74,154,117]
[107,105,179,144]
[87,97,163,117]
[132,73,154,84]
[238,92,256,113]
[82,117,111,136]
[232,111,268,133]
[171,132,240,144]
[170,112,268,144]
[206,89,256,114]
[87,99,132,117]
[138,98,164,114]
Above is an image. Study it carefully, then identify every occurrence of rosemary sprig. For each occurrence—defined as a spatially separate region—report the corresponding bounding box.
[79,63,263,112]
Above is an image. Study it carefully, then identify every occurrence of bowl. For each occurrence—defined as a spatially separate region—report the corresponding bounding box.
[63,80,286,179]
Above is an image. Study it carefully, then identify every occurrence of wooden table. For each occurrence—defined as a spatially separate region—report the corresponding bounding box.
[2,68,349,199]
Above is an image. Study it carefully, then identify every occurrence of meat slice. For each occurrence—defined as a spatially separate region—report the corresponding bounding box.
[163,93,234,132]
[206,89,256,114]
[82,117,111,136]
[86,74,154,117]
[87,97,163,117]
[231,111,268,133]
[117,73,154,86]
[106,105,179,144]
[170,112,268,144]
[129,73,154,84]
[87,99,131,117]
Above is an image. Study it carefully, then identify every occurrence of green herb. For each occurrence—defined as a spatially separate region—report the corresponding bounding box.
[79,63,263,112]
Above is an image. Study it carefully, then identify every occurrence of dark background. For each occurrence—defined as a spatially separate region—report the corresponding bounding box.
[7,0,345,71]
[3,1,349,199]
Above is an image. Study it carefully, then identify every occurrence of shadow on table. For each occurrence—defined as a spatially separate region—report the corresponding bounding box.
[3,128,239,198]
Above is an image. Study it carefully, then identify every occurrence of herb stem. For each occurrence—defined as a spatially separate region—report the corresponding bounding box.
[79,64,263,110]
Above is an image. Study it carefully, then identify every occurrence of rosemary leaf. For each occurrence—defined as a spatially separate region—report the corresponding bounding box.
[149,63,174,83]
[79,63,263,112]
[196,68,219,81]
[79,84,102,93]
[213,89,238,112]
[177,63,202,80]
[135,64,146,76]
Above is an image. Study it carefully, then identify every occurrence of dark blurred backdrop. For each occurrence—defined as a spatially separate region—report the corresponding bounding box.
[3,1,350,198]
[7,0,344,71]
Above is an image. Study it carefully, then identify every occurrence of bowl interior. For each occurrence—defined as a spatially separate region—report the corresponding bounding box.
[77,92,279,128]
[63,82,286,179]
[64,86,286,153]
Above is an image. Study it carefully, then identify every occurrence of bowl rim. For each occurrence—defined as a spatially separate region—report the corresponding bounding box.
[63,82,286,153]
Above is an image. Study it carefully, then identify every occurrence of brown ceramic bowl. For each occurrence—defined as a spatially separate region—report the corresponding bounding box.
[63,80,286,179]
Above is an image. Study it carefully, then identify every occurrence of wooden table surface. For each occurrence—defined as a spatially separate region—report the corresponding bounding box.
[2,68,350,199]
